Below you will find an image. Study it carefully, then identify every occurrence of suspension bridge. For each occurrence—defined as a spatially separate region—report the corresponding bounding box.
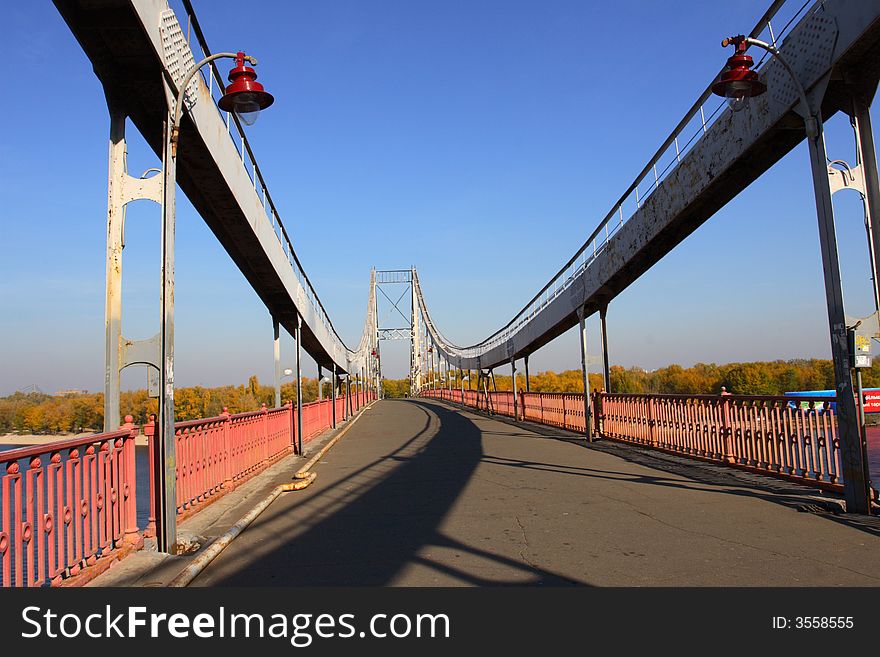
[2,0,880,587]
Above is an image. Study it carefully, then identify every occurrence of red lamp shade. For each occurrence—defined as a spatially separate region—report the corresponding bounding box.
[218,52,274,125]
[711,45,766,100]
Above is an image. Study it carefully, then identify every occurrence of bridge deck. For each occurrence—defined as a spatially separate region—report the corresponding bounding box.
[189,399,880,586]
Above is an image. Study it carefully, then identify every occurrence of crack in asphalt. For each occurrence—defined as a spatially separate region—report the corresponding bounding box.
[514,514,538,569]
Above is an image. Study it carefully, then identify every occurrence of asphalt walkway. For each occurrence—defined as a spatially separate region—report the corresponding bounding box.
[191,398,880,586]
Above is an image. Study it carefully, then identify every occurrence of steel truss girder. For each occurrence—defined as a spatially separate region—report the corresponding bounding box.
[379,328,412,341]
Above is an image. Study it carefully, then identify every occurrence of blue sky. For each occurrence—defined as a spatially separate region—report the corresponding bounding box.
[1,0,877,395]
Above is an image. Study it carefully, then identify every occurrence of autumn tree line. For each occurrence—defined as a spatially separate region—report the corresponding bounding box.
[392,358,880,397]
[1,375,333,435]
[5,358,880,434]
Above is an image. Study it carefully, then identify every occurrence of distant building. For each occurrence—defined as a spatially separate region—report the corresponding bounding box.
[55,389,89,397]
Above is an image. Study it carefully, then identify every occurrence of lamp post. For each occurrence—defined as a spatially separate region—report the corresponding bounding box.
[713,36,871,514]
[155,51,273,554]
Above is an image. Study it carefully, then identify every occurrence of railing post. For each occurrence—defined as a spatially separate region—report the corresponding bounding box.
[647,395,658,447]
[261,403,269,464]
[721,397,735,463]
[331,365,337,429]
[145,415,156,538]
[121,415,141,545]
[222,407,233,487]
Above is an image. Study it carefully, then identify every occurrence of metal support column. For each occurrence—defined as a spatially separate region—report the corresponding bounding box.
[103,110,126,433]
[410,268,421,394]
[103,105,167,548]
[578,307,592,441]
[151,114,179,554]
[331,364,337,428]
[317,364,323,401]
[808,116,871,513]
[524,355,530,393]
[155,114,179,553]
[373,271,380,399]
[341,375,348,420]
[273,317,281,408]
[600,305,611,393]
[511,358,518,421]
[295,313,303,455]
[483,371,492,414]
[102,106,164,435]
[851,93,880,315]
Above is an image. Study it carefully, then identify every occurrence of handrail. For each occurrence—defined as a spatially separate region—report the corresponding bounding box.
[0,429,133,463]
[592,392,837,402]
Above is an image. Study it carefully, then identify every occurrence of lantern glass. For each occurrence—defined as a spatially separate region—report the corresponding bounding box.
[233,93,263,125]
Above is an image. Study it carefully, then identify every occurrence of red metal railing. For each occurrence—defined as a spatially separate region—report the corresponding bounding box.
[0,420,140,587]
[598,393,864,495]
[422,388,592,433]
[151,404,295,523]
[1,390,377,587]
[420,388,877,498]
[301,399,336,444]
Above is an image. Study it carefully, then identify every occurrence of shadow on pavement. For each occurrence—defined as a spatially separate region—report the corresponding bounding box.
[204,399,586,586]
[467,405,880,538]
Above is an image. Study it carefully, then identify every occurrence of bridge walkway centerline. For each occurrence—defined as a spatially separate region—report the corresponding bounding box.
[189,399,880,587]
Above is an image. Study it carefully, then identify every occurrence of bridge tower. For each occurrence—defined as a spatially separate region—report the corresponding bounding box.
[375,269,421,395]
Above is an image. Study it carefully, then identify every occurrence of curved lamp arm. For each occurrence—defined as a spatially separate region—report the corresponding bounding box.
[170,52,258,155]
[726,36,818,138]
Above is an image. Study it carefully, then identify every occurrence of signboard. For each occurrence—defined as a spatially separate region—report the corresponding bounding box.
[785,388,880,413]
[863,390,880,413]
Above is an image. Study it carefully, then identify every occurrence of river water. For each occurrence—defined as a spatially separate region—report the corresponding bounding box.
[0,445,152,529]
